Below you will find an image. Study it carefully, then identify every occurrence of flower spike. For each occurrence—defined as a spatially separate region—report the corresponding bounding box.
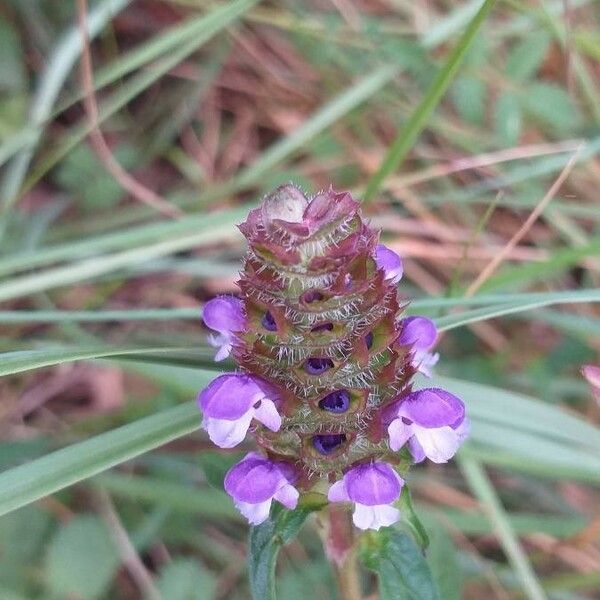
[196,184,468,526]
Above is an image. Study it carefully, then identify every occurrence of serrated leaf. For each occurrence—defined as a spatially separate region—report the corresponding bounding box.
[368,530,440,600]
[248,502,322,600]
[45,515,119,600]
[157,559,216,600]
[494,91,521,146]
[506,31,550,81]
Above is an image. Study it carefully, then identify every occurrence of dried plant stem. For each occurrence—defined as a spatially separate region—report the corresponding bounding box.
[76,0,182,219]
[465,145,583,297]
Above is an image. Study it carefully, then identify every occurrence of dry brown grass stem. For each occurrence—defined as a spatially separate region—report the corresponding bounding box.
[464,145,584,297]
[76,0,182,219]
[387,139,583,188]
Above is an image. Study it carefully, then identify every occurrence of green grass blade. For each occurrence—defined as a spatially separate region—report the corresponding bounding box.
[236,65,398,187]
[362,0,497,201]
[459,457,548,600]
[0,401,202,518]
[21,0,259,195]
[434,289,600,331]
[0,346,194,377]
[0,0,133,218]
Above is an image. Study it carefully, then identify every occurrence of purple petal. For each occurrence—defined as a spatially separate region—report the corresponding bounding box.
[412,425,460,463]
[455,416,471,440]
[224,454,286,504]
[408,437,426,463]
[203,297,244,334]
[253,398,282,432]
[235,500,272,525]
[375,244,403,284]
[273,484,299,510]
[398,316,437,351]
[203,413,252,449]
[327,480,350,502]
[387,418,413,452]
[412,350,439,378]
[353,503,400,531]
[344,462,403,506]
[398,388,465,429]
[198,374,265,420]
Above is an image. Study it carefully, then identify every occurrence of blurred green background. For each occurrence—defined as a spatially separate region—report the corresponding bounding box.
[0,0,599,599]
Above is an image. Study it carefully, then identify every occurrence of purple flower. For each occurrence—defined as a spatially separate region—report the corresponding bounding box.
[398,316,439,377]
[224,452,299,524]
[387,388,469,463]
[375,244,403,284]
[197,374,282,448]
[328,462,404,530]
[203,296,245,361]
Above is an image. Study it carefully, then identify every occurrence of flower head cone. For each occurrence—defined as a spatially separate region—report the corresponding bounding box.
[197,184,469,528]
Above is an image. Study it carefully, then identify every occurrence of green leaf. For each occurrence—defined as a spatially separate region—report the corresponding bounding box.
[459,457,547,600]
[249,502,321,600]
[157,559,217,600]
[45,515,119,600]
[0,401,201,517]
[0,345,192,376]
[522,82,580,131]
[398,486,429,549]
[366,530,440,600]
[363,0,497,200]
[494,91,521,146]
[53,144,138,210]
[451,75,486,125]
[94,473,239,520]
[0,18,26,93]
[424,520,462,600]
[506,31,550,81]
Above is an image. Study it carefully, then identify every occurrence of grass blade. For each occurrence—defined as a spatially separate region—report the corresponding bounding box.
[0,401,202,518]
[459,457,548,600]
[363,0,497,201]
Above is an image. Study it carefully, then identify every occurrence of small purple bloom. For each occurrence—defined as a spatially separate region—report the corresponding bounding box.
[197,374,281,448]
[387,388,469,463]
[398,316,439,377]
[328,462,404,530]
[203,296,245,361]
[318,390,351,413]
[312,433,347,454]
[375,244,403,284]
[224,452,299,525]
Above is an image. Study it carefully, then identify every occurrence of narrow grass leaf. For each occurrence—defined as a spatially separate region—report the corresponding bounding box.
[363,0,496,200]
[0,400,201,517]
[459,457,548,600]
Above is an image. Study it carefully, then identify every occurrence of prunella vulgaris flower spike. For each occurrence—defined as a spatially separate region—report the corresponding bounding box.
[197,184,469,527]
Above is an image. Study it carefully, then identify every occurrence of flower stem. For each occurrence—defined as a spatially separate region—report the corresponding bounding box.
[334,551,362,600]
[323,505,362,600]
